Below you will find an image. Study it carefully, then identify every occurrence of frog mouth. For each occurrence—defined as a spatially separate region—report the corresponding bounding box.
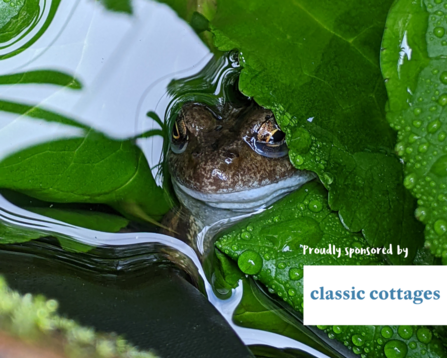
[172,171,316,212]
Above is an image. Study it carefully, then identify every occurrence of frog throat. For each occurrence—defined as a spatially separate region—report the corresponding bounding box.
[172,171,316,212]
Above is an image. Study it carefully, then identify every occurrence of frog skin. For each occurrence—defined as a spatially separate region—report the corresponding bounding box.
[168,102,314,211]
[162,101,315,254]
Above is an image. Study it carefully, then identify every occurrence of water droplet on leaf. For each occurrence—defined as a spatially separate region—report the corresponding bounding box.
[384,340,408,358]
[238,250,263,275]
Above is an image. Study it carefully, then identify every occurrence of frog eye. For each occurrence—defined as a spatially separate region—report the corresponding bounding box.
[249,117,288,158]
[171,116,188,154]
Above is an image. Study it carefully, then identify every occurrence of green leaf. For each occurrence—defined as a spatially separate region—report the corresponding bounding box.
[99,0,133,14]
[0,0,62,60]
[0,0,26,30]
[381,0,447,259]
[209,0,424,264]
[0,221,94,253]
[0,0,38,42]
[24,207,129,233]
[0,101,171,223]
[216,181,446,358]
[233,277,340,358]
[0,71,82,89]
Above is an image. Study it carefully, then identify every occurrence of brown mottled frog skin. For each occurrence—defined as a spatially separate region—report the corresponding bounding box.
[162,102,314,252]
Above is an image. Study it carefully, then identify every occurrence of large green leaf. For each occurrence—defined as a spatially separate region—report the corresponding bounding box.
[216,181,446,358]
[209,0,424,264]
[381,0,447,260]
[0,100,171,223]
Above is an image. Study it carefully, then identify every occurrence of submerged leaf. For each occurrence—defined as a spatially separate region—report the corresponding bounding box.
[216,181,445,358]
[233,277,339,358]
[381,0,447,259]
[210,0,424,263]
[24,207,129,233]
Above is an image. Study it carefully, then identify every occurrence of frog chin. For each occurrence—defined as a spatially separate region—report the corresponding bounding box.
[172,171,316,212]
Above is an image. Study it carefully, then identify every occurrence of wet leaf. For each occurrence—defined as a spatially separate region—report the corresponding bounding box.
[0,100,171,224]
[216,181,445,358]
[210,0,424,264]
[381,0,447,260]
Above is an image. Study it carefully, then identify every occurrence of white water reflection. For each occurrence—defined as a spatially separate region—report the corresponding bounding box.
[0,193,328,358]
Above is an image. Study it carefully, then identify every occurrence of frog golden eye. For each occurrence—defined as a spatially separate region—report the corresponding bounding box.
[247,118,288,158]
[171,117,189,154]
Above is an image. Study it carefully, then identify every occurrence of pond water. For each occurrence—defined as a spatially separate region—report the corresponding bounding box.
[0,1,343,357]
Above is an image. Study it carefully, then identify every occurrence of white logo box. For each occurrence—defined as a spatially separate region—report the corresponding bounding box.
[303,266,447,325]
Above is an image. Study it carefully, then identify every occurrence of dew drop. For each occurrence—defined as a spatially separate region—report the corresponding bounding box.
[352,334,365,347]
[381,326,393,339]
[415,207,427,222]
[434,27,446,38]
[439,94,447,106]
[434,219,447,235]
[278,262,286,269]
[246,225,254,232]
[241,232,252,240]
[289,267,303,281]
[408,133,419,143]
[353,347,362,354]
[398,326,413,340]
[403,173,416,189]
[417,328,432,343]
[288,289,296,297]
[288,127,312,154]
[409,342,417,349]
[238,250,263,275]
[384,340,408,358]
[418,143,429,153]
[428,119,442,133]
[413,108,422,116]
[413,120,422,128]
[294,155,304,165]
[333,326,342,334]
[308,200,323,212]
